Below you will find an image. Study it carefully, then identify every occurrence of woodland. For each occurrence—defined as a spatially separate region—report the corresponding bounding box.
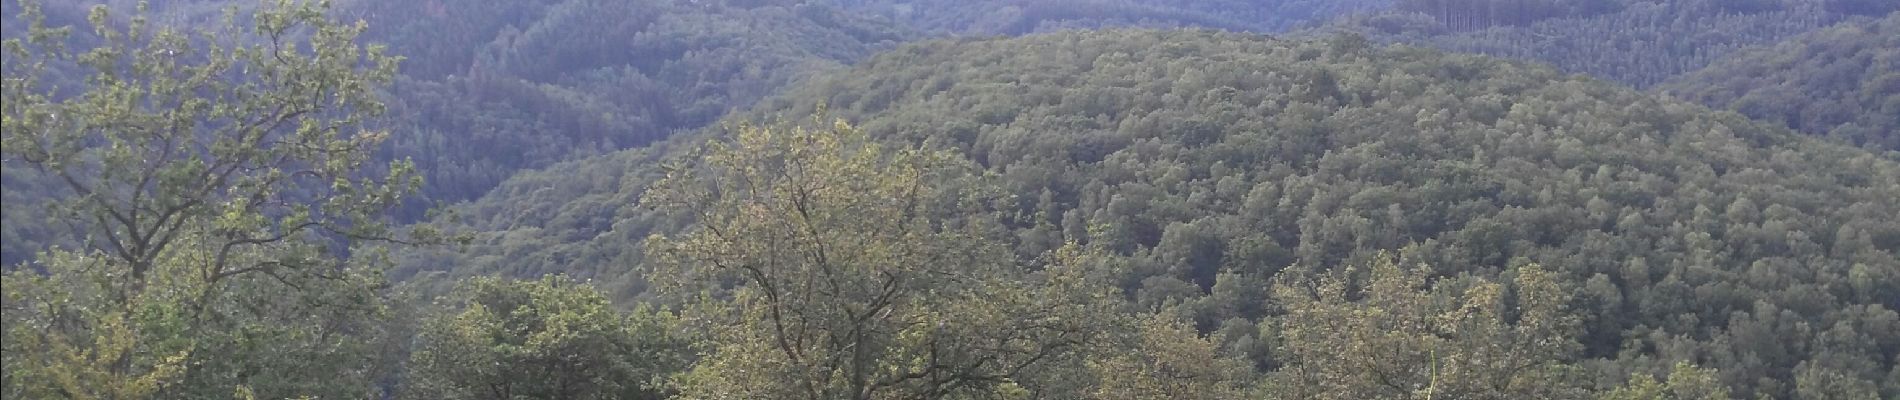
[2,0,1897,399]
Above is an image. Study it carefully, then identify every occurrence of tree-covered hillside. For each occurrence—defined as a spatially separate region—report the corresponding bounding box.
[1,0,916,264]
[830,0,1389,34]
[404,30,1900,398]
[1660,13,1900,151]
[1331,0,1891,88]
[343,0,915,206]
[8,0,1900,398]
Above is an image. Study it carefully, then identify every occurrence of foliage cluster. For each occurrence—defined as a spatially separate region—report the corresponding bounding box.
[3,1,428,397]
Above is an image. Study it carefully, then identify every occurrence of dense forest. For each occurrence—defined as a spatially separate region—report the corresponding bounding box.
[399,29,1900,398]
[1659,13,1899,150]
[3,0,1897,399]
[828,0,1387,34]
[344,0,914,206]
[1332,0,1894,88]
[0,0,917,264]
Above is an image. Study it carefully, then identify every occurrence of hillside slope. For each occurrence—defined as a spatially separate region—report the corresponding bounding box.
[1660,13,1900,150]
[1331,0,1877,88]
[831,0,1388,34]
[405,30,1900,398]
[308,0,907,210]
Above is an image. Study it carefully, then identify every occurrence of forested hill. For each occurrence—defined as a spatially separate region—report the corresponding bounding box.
[1328,0,1896,88]
[829,0,1388,34]
[1660,13,1900,151]
[7,1,1900,398]
[8,0,1888,211]
[0,0,916,266]
[342,0,914,206]
[402,30,1900,398]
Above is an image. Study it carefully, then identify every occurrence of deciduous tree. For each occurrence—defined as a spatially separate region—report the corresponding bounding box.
[2,0,437,397]
[645,116,1110,399]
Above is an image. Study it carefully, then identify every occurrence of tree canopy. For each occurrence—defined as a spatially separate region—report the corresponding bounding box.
[405,30,1900,398]
[6,0,1899,398]
[1660,13,1900,151]
[1328,0,1868,88]
[2,0,437,397]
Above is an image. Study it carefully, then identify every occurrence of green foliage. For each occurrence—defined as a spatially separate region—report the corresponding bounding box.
[831,0,1389,34]
[1395,0,1622,29]
[402,276,690,400]
[784,30,1900,397]
[3,251,194,399]
[427,30,1900,398]
[1599,362,1731,400]
[3,210,401,400]
[2,0,430,397]
[0,166,68,267]
[10,0,1899,397]
[1088,314,1253,399]
[1329,0,1856,87]
[1266,256,1588,399]
[645,118,1125,399]
[1,0,425,277]
[1661,13,1900,150]
[345,0,915,208]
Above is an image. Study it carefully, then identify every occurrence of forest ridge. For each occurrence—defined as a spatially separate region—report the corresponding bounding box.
[2,0,1897,399]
